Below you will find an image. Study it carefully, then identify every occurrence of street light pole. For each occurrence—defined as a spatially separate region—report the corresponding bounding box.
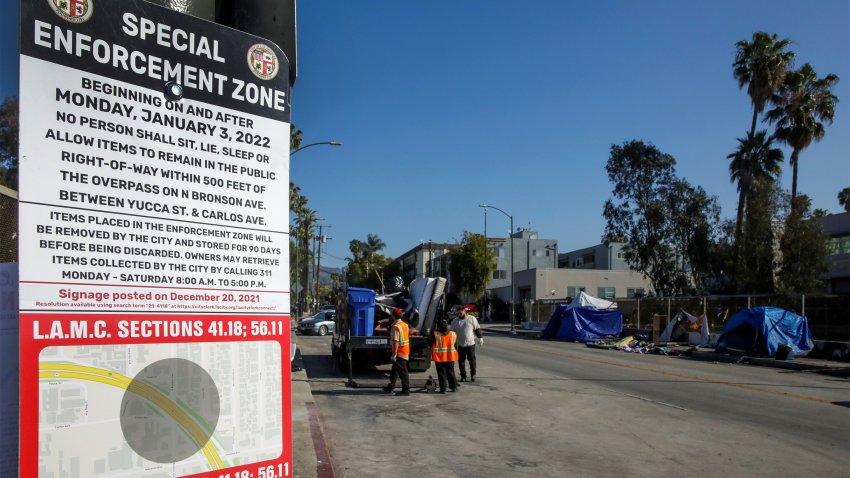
[479,204,516,334]
[428,240,432,278]
[315,224,330,308]
[290,141,342,156]
[290,141,340,314]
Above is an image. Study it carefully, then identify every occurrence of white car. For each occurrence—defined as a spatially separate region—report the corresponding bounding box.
[297,311,337,336]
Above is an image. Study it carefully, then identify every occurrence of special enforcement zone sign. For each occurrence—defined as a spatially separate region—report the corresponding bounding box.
[19,1,293,477]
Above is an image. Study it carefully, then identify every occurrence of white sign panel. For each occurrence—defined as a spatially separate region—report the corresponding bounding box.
[19,1,293,477]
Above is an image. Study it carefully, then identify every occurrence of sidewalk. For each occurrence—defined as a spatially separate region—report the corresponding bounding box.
[481,323,850,378]
[291,348,335,478]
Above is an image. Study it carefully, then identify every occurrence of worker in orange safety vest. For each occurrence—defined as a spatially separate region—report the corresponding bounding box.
[431,318,459,393]
[383,307,411,396]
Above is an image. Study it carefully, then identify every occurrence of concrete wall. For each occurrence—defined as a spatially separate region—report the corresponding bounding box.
[513,268,653,301]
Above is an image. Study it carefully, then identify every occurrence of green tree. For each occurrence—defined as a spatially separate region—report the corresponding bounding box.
[345,234,388,289]
[839,187,850,212]
[290,124,303,150]
[0,96,18,189]
[777,195,828,293]
[766,63,840,204]
[294,207,318,311]
[448,231,496,300]
[345,239,367,285]
[667,179,721,294]
[733,32,795,137]
[737,181,788,293]
[603,141,680,296]
[289,181,314,310]
[604,141,723,296]
[727,130,784,259]
[363,233,386,276]
[704,219,738,294]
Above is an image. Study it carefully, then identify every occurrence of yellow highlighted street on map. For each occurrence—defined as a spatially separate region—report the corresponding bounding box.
[39,363,224,470]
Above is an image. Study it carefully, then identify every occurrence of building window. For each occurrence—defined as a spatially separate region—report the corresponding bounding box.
[532,249,543,257]
[572,258,583,267]
[626,287,645,298]
[566,286,585,298]
[493,270,506,280]
[597,287,615,299]
[829,235,850,255]
[617,251,625,259]
[492,246,505,258]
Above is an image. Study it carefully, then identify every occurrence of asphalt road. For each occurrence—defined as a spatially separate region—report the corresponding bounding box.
[295,332,850,477]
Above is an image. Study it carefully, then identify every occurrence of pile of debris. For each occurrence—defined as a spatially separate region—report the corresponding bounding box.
[585,335,694,356]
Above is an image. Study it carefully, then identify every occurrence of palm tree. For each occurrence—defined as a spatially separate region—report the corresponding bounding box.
[728,130,784,252]
[289,181,307,214]
[839,187,850,213]
[290,124,303,150]
[294,207,318,311]
[733,32,795,137]
[363,233,386,276]
[766,63,840,205]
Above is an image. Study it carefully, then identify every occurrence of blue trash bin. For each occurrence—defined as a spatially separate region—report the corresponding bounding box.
[347,288,375,337]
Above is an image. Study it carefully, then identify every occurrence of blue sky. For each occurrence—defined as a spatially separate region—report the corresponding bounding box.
[289,0,850,268]
[5,1,849,269]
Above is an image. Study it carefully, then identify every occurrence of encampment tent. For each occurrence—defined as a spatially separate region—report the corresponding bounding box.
[571,291,618,310]
[715,307,812,357]
[541,303,623,341]
[659,311,710,346]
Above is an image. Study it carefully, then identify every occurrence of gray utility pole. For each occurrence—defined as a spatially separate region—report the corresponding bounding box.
[479,204,516,334]
[315,224,331,307]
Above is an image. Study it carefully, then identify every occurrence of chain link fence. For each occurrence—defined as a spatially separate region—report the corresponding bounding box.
[522,294,850,341]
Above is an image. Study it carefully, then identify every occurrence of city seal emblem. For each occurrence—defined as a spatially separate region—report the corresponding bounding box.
[48,0,93,24]
[247,44,279,80]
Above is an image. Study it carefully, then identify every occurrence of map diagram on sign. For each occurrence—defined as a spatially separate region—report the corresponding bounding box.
[39,341,283,477]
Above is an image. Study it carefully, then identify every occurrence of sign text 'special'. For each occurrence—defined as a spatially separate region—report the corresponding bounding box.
[31,13,286,112]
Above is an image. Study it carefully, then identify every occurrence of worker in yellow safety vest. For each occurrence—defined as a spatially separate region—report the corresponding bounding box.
[431,318,459,393]
[383,307,411,396]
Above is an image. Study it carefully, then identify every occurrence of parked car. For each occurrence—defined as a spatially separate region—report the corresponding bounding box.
[297,310,337,336]
[319,304,336,311]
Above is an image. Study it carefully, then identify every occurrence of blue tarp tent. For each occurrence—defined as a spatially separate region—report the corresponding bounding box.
[716,307,812,357]
[541,304,624,341]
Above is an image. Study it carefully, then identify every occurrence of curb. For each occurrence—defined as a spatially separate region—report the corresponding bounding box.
[684,350,850,378]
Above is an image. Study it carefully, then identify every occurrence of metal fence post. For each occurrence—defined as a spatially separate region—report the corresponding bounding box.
[637,298,641,329]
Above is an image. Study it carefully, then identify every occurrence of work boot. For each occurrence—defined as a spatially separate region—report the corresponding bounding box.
[395,390,410,396]
[382,384,394,394]
[471,376,476,382]
[460,377,467,382]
